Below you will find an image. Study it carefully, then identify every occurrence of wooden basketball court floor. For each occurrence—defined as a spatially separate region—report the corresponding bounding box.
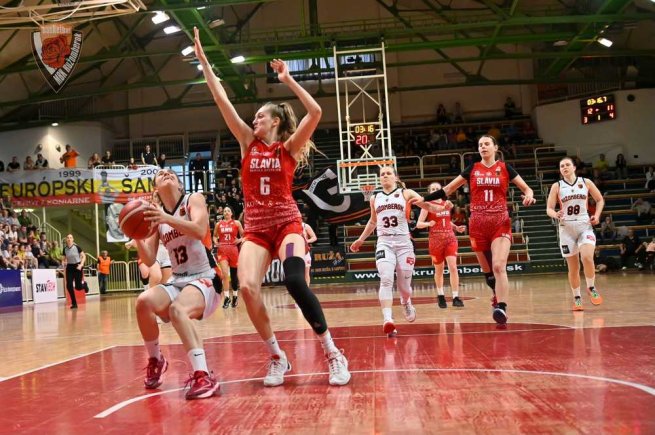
[1,272,654,434]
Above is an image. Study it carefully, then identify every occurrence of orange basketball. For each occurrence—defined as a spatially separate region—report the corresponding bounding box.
[118,200,156,240]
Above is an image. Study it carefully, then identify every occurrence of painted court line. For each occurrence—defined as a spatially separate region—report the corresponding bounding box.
[94,367,655,419]
[0,346,116,383]
[204,326,573,344]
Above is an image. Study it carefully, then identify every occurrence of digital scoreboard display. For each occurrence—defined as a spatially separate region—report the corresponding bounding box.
[352,124,377,146]
[580,94,616,125]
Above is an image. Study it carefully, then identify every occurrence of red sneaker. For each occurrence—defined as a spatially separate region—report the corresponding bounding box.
[144,356,168,389]
[185,371,220,400]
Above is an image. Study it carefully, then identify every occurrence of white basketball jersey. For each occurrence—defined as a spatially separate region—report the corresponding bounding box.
[558,177,589,222]
[158,193,213,275]
[374,188,410,237]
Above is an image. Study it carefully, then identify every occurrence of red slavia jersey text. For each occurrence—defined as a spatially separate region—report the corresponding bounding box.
[241,139,301,231]
[217,220,239,245]
[462,161,518,213]
[427,208,454,235]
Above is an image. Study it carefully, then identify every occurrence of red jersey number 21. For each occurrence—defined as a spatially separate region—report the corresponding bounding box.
[484,189,494,202]
[260,177,270,195]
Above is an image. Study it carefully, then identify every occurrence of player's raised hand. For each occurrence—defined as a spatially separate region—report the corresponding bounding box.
[270,59,290,83]
[590,214,600,225]
[407,196,424,207]
[350,239,363,253]
[427,220,436,227]
[455,225,466,234]
[143,203,167,225]
[194,27,210,67]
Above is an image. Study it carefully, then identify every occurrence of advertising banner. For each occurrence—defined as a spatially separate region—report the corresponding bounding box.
[346,263,531,281]
[32,269,59,304]
[0,166,159,207]
[311,246,346,276]
[0,270,23,309]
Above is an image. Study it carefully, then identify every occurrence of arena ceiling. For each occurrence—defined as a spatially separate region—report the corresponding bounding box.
[0,0,654,131]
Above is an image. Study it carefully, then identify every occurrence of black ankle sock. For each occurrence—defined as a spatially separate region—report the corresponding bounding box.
[497,302,507,311]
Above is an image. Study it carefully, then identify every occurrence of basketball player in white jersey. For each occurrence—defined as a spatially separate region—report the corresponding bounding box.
[133,168,220,400]
[125,239,172,289]
[301,219,317,285]
[350,166,443,337]
[547,157,605,311]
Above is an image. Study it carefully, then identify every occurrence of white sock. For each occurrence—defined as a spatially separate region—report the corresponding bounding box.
[187,348,209,373]
[144,339,161,360]
[265,335,283,357]
[382,307,393,322]
[437,287,445,296]
[317,330,339,354]
[585,277,595,289]
[452,290,459,298]
[572,287,581,298]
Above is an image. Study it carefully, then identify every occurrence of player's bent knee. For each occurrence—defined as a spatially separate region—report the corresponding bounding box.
[168,301,191,322]
[492,262,507,275]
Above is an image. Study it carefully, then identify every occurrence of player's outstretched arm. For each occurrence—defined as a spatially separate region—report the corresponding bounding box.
[194,27,253,153]
[415,209,435,229]
[273,58,322,159]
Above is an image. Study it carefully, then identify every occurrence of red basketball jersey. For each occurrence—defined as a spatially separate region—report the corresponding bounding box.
[241,139,301,231]
[217,219,239,245]
[427,208,453,235]
[462,161,518,213]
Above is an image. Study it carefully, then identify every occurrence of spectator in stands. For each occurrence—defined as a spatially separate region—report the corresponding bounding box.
[452,102,463,123]
[0,210,9,226]
[158,153,167,168]
[60,144,80,168]
[455,128,468,147]
[594,247,616,273]
[18,210,32,229]
[620,229,642,270]
[632,198,653,224]
[35,153,48,169]
[645,166,655,191]
[23,156,35,170]
[31,240,48,269]
[436,103,448,124]
[599,215,617,242]
[141,144,157,166]
[189,152,208,192]
[593,153,611,180]
[615,153,628,179]
[641,238,655,270]
[7,156,20,173]
[487,125,501,142]
[47,240,62,268]
[448,156,459,174]
[97,250,113,294]
[504,97,519,118]
[87,153,102,169]
[9,212,20,227]
[573,156,588,177]
[101,150,115,166]
[127,157,138,169]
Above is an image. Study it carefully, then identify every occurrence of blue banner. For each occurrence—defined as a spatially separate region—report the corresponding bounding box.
[0,270,23,309]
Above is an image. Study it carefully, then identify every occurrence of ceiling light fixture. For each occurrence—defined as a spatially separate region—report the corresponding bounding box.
[597,37,613,48]
[151,11,169,25]
[230,55,245,64]
[181,46,194,56]
[209,18,225,29]
[51,122,59,127]
[163,25,181,35]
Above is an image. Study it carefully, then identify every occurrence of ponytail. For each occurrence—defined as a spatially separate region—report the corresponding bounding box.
[263,101,320,169]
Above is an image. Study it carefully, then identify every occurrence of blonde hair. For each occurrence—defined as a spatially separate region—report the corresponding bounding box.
[262,102,317,169]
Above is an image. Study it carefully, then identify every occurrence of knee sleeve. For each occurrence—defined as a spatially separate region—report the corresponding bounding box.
[378,262,395,302]
[230,267,239,292]
[283,257,327,334]
[212,274,223,294]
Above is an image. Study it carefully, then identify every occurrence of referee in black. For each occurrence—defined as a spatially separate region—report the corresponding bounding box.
[63,234,87,309]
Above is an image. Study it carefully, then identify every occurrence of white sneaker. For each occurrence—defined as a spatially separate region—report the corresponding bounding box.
[326,349,351,386]
[403,300,416,322]
[263,351,291,387]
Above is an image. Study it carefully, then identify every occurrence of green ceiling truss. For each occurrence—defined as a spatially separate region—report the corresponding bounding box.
[0,0,653,130]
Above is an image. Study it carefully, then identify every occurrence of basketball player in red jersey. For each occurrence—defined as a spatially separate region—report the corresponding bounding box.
[213,206,244,309]
[195,27,350,387]
[416,182,466,309]
[133,169,221,400]
[413,135,535,324]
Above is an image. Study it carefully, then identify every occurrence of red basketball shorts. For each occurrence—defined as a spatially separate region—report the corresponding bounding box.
[429,235,458,264]
[245,220,304,257]
[468,212,512,252]
[217,244,239,268]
